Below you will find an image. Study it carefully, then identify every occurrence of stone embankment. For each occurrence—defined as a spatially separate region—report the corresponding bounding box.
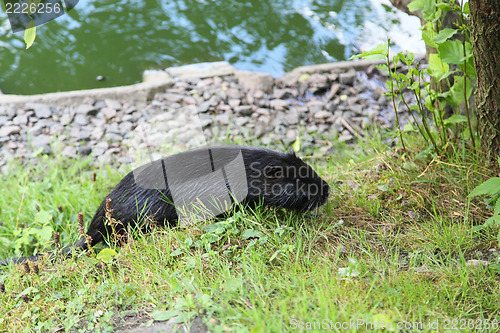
[0,60,401,168]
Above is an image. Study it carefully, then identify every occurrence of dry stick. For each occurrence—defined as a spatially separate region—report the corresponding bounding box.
[340,117,364,139]
[418,140,450,178]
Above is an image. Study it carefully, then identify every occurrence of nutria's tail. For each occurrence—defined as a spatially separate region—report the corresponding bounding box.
[0,237,92,267]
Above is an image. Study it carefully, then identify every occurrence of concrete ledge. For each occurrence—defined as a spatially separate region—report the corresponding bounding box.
[165,61,236,80]
[279,59,385,84]
[0,79,174,107]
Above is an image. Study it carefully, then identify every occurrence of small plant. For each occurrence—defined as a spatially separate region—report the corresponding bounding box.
[469,157,500,242]
[352,0,475,155]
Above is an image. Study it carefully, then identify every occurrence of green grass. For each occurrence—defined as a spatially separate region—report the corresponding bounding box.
[1,136,499,332]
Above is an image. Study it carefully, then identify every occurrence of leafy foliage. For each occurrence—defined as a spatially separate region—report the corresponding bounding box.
[352,0,476,155]
[469,157,500,242]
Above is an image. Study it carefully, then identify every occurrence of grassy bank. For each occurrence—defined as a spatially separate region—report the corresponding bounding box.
[1,137,499,332]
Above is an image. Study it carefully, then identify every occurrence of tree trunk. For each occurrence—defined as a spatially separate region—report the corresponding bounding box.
[469,1,500,163]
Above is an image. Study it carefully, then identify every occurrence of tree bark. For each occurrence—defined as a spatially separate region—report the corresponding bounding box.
[469,1,500,163]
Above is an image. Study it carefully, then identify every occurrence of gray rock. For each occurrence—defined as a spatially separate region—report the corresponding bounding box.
[78,145,92,156]
[27,125,44,137]
[105,132,123,142]
[35,104,52,119]
[105,99,122,110]
[306,73,328,88]
[234,105,253,116]
[163,93,185,103]
[339,69,357,86]
[0,116,9,126]
[61,146,77,158]
[197,100,211,113]
[228,98,241,108]
[283,111,299,124]
[76,104,98,116]
[13,114,29,125]
[183,96,197,105]
[273,88,289,99]
[0,125,21,137]
[124,106,137,114]
[234,117,249,127]
[226,87,242,99]
[101,107,117,120]
[91,127,104,140]
[77,129,92,141]
[119,121,134,133]
[326,83,340,101]
[314,111,331,120]
[270,99,289,111]
[74,114,89,126]
[236,71,273,93]
[32,134,52,154]
[60,113,74,126]
[94,101,106,109]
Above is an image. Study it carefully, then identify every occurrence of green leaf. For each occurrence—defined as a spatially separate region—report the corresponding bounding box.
[422,25,438,49]
[241,229,263,239]
[150,310,179,322]
[463,2,470,15]
[438,40,465,64]
[269,249,283,262]
[443,114,467,125]
[184,238,193,247]
[495,199,500,216]
[351,43,388,60]
[433,28,457,44]
[449,76,473,107]
[428,53,449,81]
[37,225,53,244]
[170,249,183,257]
[469,177,500,197]
[292,135,302,153]
[35,210,52,225]
[461,54,476,78]
[403,123,416,132]
[96,248,117,263]
[408,0,425,11]
[376,64,389,72]
[224,277,243,291]
[24,21,36,49]
[436,2,451,11]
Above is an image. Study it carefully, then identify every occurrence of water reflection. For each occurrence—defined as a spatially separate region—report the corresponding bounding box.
[0,0,422,95]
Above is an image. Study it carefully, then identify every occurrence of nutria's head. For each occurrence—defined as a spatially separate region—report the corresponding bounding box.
[245,149,330,211]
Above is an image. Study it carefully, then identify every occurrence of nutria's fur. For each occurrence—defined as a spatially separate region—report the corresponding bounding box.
[0,146,329,266]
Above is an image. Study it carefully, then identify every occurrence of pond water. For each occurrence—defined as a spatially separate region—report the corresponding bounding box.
[0,0,423,95]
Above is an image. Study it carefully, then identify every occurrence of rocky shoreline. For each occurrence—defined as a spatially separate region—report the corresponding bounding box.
[0,60,407,169]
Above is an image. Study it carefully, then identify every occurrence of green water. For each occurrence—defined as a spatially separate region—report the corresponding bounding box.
[0,0,422,95]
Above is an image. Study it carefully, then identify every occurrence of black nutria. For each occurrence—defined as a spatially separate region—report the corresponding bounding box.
[0,146,329,266]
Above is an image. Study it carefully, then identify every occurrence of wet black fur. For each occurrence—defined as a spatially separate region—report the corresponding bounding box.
[0,146,329,266]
